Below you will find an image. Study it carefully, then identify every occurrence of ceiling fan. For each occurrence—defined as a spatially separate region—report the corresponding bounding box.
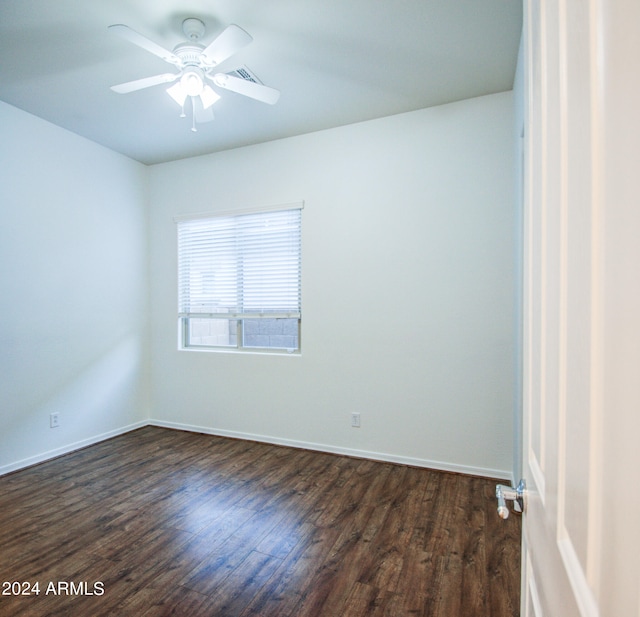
[109,18,280,131]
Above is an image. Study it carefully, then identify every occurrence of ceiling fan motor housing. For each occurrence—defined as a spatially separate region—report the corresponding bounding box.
[173,43,206,65]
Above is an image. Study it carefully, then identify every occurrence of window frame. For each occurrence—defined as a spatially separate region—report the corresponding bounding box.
[175,203,303,355]
[179,315,302,355]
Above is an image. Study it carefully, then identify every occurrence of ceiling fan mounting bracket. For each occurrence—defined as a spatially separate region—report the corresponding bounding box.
[182,18,206,42]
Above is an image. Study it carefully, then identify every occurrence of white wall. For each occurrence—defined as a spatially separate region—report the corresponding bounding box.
[148,91,516,478]
[0,102,149,473]
[0,92,517,478]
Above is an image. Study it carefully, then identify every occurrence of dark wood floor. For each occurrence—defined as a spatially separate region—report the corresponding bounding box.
[0,427,520,616]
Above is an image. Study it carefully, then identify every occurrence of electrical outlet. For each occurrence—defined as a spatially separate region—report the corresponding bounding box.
[351,412,361,428]
[50,413,60,428]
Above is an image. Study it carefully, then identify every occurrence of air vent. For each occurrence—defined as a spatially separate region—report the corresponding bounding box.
[227,65,263,85]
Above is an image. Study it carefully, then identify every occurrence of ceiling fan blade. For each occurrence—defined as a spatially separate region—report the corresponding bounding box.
[211,73,280,105]
[193,96,215,123]
[109,24,181,66]
[200,24,253,67]
[111,73,179,94]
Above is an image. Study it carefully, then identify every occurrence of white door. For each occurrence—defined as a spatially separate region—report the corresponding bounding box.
[521,1,640,616]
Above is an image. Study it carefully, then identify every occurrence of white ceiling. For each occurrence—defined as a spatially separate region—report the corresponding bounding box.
[0,0,522,165]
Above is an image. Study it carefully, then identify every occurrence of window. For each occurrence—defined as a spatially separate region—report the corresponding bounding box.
[177,204,302,353]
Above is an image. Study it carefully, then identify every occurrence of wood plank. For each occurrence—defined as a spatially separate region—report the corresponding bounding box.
[0,426,521,617]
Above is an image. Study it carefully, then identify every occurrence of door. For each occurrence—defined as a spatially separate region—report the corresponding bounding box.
[521,1,640,616]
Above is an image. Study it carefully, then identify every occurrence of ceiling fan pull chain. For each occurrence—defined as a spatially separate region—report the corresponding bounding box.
[191,98,197,132]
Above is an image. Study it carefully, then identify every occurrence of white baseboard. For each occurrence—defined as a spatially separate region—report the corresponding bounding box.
[1,418,510,481]
[0,420,148,476]
[148,419,510,480]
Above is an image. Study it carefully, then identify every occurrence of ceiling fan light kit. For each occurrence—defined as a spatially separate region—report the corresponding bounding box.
[109,17,280,131]
[199,85,220,109]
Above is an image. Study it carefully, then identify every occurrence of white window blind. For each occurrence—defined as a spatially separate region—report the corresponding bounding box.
[177,206,302,319]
